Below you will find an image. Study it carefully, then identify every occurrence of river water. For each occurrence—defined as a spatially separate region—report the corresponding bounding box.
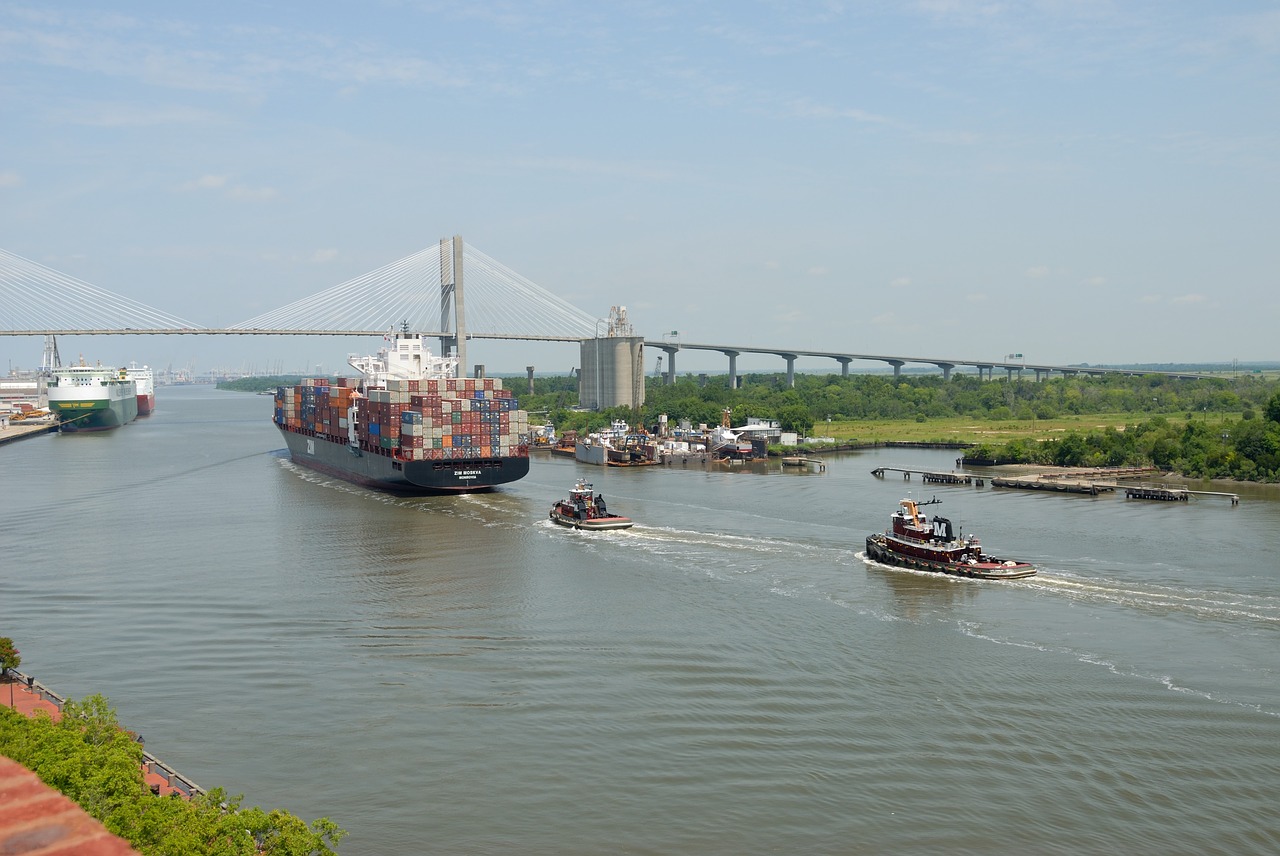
[2,385,1278,855]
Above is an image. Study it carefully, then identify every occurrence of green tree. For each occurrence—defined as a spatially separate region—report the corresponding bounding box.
[777,404,814,437]
[1267,391,1280,424]
[0,693,346,855]
[0,637,19,709]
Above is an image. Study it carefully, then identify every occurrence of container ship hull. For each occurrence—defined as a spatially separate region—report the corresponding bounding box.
[279,429,530,493]
[272,332,531,495]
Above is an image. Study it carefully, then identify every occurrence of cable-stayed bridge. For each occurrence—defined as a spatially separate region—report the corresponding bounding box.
[0,238,599,360]
[1,240,1223,385]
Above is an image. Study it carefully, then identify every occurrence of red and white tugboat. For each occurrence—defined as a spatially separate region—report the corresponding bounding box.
[864,497,1036,580]
[550,480,633,530]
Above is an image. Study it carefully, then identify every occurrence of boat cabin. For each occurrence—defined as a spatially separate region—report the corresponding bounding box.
[891,498,961,544]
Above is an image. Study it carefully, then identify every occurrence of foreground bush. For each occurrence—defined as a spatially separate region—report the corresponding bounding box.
[0,695,344,856]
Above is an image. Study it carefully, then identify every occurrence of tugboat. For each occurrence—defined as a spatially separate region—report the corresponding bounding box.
[864,497,1036,580]
[550,480,633,530]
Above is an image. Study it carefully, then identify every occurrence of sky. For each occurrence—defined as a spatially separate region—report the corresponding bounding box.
[2,1,1278,377]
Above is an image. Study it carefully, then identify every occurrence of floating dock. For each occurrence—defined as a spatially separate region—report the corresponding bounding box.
[990,475,1115,495]
[783,457,826,471]
[1124,484,1240,504]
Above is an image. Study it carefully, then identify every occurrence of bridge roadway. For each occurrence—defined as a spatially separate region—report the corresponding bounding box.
[0,328,1221,383]
[643,340,1221,385]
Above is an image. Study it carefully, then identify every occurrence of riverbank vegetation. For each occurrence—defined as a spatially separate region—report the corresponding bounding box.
[522,372,1280,483]
[0,694,344,856]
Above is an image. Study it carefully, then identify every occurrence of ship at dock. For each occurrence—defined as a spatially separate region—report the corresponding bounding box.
[125,363,156,416]
[272,332,530,493]
[47,362,139,432]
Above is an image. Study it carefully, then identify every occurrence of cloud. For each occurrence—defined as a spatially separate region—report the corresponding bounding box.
[311,249,340,264]
[1082,275,1107,287]
[790,98,893,125]
[1172,293,1207,304]
[1026,265,1051,278]
[807,266,828,276]
[181,175,229,191]
[227,185,278,201]
[891,276,912,288]
[1140,294,1162,303]
[53,103,220,127]
[178,174,276,201]
[966,292,988,302]
[0,171,21,188]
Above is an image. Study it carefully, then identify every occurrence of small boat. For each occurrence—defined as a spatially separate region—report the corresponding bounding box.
[549,430,578,458]
[864,497,1035,580]
[549,480,633,530]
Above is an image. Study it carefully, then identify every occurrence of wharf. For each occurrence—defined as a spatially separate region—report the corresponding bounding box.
[0,418,57,445]
[5,669,204,799]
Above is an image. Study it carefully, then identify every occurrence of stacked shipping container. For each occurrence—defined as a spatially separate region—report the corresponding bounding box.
[273,376,530,462]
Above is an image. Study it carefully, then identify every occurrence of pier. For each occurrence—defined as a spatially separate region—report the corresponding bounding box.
[871,466,979,485]
[871,464,1237,507]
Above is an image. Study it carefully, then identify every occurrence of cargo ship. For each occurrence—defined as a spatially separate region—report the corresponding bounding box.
[125,363,156,416]
[864,497,1036,580]
[47,362,139,432]
[272,332,531,493]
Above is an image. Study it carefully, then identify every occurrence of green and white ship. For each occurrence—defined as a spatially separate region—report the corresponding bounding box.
[47,363,139,432]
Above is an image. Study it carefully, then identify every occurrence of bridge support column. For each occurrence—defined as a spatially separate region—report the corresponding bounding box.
[937,363,955,381]
[976,365,993,381]
[782,354,797,388]
[526,366,535,396]
[661,346,679,385]
[723,350,740,389]
[836,357,852,377]
[1034,368,1047,382]
[886,360,904,381]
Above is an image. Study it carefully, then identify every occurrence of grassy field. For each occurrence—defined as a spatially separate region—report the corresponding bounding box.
[818,412,1241,446]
